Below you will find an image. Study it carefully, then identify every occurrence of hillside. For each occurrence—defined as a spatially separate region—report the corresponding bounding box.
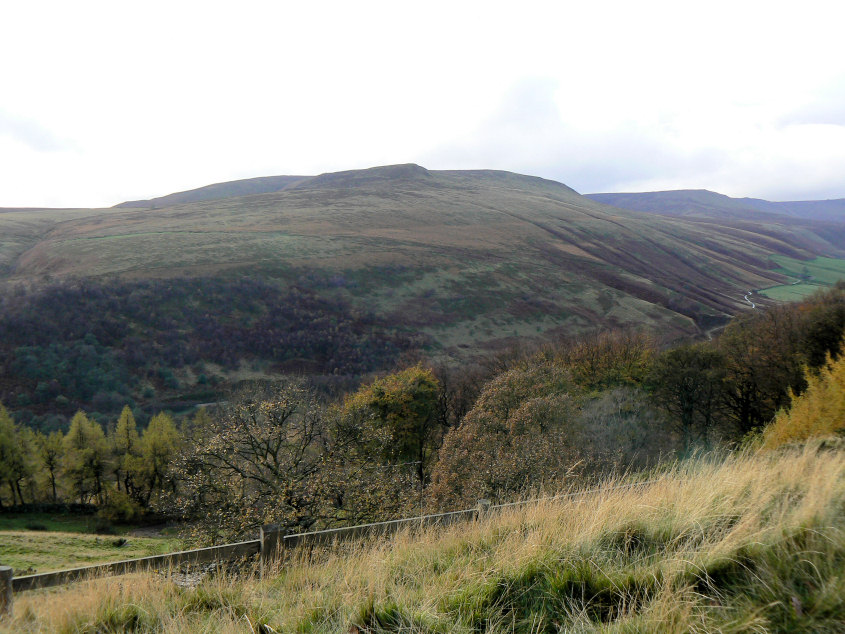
[587,188,845,223]
[3,164,845,423]
[115,175,309,209]
[7,166,841,323]
[6,444,844,632]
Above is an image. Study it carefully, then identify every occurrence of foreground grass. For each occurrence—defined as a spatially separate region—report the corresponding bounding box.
[5,443,844,632]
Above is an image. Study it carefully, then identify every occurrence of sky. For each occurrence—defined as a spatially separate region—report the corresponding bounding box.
[2,0,845,208]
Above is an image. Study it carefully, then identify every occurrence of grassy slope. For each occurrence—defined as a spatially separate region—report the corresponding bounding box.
[115,175,310,209]
[7,444,843,632]
[586,189,782,220]
[586,189,845,223]
[2,166,841,366]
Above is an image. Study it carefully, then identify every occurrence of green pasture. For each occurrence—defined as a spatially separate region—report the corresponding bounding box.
[770,254,845,285]
[0,513,181,574]
[758,255,845,300]
[757,282,825,301]
[0,530,182,574]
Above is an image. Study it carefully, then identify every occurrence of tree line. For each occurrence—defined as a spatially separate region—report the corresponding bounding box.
[2,283,844,541]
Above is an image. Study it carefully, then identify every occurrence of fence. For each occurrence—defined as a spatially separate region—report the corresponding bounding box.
[0,480,656,617]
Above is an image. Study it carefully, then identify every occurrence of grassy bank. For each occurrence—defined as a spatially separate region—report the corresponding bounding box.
[5,442,844,632]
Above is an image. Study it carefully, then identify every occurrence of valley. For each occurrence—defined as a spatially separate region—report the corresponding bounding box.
[2,165,844,425]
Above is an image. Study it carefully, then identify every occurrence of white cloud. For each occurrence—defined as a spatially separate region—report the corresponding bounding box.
[1,0,845,206]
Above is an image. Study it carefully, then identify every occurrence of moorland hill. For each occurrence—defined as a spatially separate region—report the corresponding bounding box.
[2,164,845,420]
[588,188,845,223]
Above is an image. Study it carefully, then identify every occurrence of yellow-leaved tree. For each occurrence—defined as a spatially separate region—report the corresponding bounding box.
[761,348,845,450]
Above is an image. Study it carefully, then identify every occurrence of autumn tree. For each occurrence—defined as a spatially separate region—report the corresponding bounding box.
[432,363,489,431]
[63,411,110,504]
[577,386,676,472]
[176,380,329,542]
[137,412,180,506]
[339,364,440,483]
[429,362,583,508]
[800,283,845,368]
[109,405,141,496]
[553,330,656,391]
[34,429,64,502]
[718,308,805,437]
[0,402,33,506]
[647,343,726,451]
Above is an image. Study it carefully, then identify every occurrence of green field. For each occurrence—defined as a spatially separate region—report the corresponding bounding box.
[771,254,845,284]
[0,513,181,574]
[757,282,826,301]
[757,255,845,300]
[0,531,182,574]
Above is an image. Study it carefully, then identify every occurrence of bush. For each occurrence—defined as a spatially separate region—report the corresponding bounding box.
[97,489,144,524]
[89,516,117,535]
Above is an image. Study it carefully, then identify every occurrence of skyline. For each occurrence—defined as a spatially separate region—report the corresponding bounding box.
[2,0,844,207]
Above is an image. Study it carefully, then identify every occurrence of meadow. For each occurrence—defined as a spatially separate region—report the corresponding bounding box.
[0,513,181,574]
[756,255,845,300]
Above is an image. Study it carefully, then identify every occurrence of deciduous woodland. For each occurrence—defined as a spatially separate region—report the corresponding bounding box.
[0,277,421,432]
[3,284,844,543]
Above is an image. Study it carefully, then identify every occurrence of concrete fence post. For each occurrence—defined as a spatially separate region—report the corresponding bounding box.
[260,525,286,564]
[476,499,491,520]
[0,565,12,618]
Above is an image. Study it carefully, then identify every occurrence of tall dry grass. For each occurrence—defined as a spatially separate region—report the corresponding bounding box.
[5,443,844,632]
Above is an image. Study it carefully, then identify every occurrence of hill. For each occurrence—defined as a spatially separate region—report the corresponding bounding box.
[115,175,309,209]
[587,188,845,223]
[3,164,845,424]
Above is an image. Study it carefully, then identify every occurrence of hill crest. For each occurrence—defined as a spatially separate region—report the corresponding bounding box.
[587,189,845,222]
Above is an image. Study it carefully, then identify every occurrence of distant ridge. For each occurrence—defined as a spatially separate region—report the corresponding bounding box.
[116,174,310,209]
[115,164,586,209]
[587,189,845,222]
[288,163,432,192]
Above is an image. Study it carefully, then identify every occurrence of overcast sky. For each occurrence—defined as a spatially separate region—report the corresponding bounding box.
[2,0,844,207]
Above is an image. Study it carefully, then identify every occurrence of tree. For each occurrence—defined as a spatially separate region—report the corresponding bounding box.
[138,412,180,506]
[34,429,64,503]
[0,403,32,506]
[340,365,440,483]
[718,308,805,437]
[429,362,583,508]
[801,285,845,368]
[761,345,845,449]
[175,381,329,542]
[109,405,141,496]
[577,386,677,473]
[647,344,726,451]
[63,411,109,504]
[554,330,656,391]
